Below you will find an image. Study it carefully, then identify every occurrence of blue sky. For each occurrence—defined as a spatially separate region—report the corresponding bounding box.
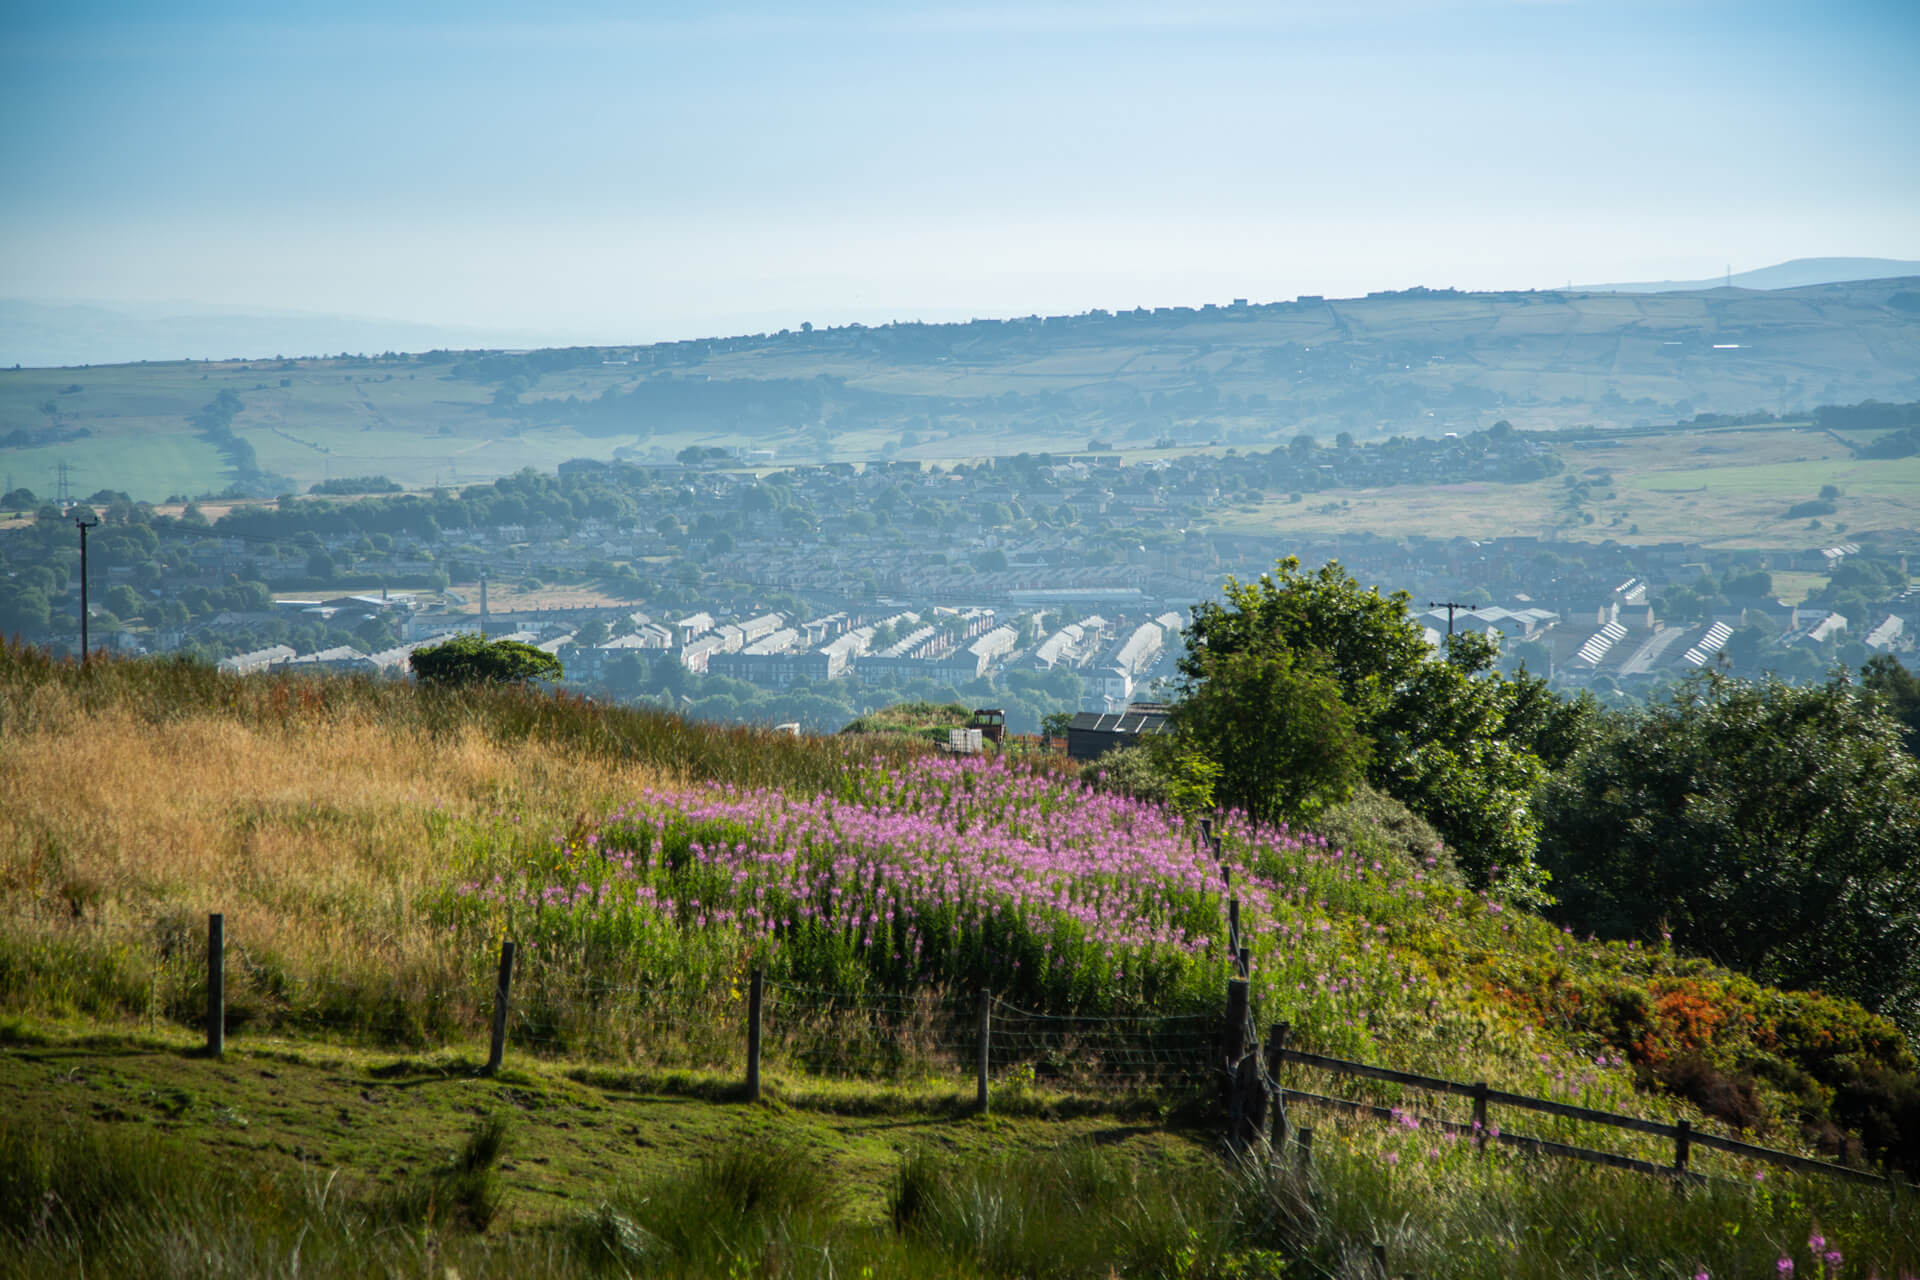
[3,0,1916,345]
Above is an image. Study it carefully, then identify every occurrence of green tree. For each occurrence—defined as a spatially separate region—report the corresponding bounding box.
[0,586,52,635]
[106,584,145,622]
[1540,670,1920,1025]
[1182,558,1427,726]
[355,617,398,652]
[1172,648,1368,825]
[1373,633,1547,897]
[1862,654,1920,755]
[1089,735,1221,819]
[1181,558,1552,890]
[410,634,563,686]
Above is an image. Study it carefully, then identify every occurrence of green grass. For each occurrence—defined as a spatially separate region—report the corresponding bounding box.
[0,1022,1913,1278]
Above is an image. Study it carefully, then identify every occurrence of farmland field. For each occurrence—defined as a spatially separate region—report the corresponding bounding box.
[1211,423,1920,548]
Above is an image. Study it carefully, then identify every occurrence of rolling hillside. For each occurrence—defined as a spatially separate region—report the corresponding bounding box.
[3,276,1917,502]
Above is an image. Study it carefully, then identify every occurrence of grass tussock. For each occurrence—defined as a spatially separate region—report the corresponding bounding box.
[0,1096,1915,1279]
[0,1112,527,1280]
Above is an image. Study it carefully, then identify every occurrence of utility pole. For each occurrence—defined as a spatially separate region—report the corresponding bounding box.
[1428,600,1477,637]
[77,515,99,662]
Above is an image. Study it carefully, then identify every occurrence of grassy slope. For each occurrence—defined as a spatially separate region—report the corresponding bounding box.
[1,647,1916,1276]
[0,1022,1190,1229]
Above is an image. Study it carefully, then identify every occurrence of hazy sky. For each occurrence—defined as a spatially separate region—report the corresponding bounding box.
[4,0,1917,346]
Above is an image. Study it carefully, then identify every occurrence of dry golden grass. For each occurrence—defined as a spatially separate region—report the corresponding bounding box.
[0,680,675,983]
[0,643,931,1045]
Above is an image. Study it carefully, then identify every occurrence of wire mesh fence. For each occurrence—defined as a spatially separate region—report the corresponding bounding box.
[990,998,1216,1091]
[758,982,974,1080]
[15,913,1230,1099]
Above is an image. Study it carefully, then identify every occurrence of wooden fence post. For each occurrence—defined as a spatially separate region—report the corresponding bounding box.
[1298,1126,1314,1171]
[1371,1241,1389,1278]
[746,966,764,1102]
[1472,1081,1489,1152]
[1228,897,1241,955]
[1673,1118,1691,1176]
[1223,978,1253,1145]
[206,913,224,1058]
[1267,1022,1291,1158]
[976,989,991,1114]
[485,939,516,1075]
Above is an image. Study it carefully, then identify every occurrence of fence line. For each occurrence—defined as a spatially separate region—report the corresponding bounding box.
[175,914,1213,1097]
[38,910,1906,1192]
[1266,1030,1892,1189]
[1190,820,1895,1193]
[1277,1086,1689,1182]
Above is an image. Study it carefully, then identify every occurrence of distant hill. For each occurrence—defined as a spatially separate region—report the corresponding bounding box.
[1580,256,1920,294]
[4,276,1918,501]
[0,297,587,370]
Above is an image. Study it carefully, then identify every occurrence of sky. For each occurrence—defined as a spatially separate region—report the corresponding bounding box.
[3,0,1917,350]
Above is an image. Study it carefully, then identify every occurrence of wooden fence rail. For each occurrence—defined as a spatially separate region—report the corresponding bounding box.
[1271,1034,1891,1189]
[1280,1086,1687,1181]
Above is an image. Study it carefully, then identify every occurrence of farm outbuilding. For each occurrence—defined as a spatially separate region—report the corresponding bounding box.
[1065,704,1172,761]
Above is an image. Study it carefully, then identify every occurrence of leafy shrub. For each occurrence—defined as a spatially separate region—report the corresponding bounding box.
[1307,781,1456,882]
[1785,498,1837,518]
[410,634,562,686]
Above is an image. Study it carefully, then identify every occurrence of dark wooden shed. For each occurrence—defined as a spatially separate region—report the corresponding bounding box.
[1065,705,1171,761]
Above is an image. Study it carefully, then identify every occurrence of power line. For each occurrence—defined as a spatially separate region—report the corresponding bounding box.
[1427,600,1477,637]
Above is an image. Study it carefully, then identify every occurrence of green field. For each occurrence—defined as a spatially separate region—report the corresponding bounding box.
[0,432,227,505]
[0,360,647,499]
[1210,423,1920,548]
